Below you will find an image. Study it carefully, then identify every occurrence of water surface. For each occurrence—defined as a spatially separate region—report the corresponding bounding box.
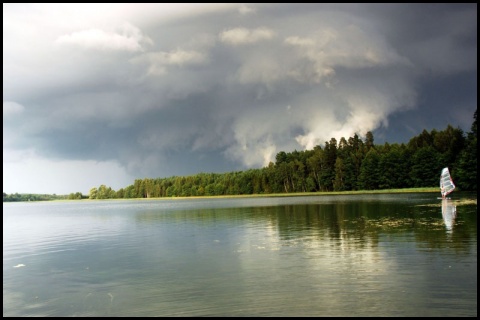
[3,193,477,316]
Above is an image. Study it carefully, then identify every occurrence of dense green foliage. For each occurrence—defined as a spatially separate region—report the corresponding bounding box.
[3,110,476,202]
[454,110,477,191]
[67,192,87,200]
[85,110,475,200]
[3,191,87,202]
[3,192,69,202]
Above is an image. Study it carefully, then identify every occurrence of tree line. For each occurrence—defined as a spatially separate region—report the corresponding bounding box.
[87,110,476,200]
[2,192,70,202]
[3,110,476,202]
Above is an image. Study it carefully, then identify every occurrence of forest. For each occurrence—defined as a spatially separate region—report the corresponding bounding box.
[2,193,71,202]
[3,110,476,202]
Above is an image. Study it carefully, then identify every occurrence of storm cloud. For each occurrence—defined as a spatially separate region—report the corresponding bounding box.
[3,4,477,194]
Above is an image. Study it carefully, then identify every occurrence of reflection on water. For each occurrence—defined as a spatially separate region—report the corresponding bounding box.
[3,193,477,317]
[441,199,457,233]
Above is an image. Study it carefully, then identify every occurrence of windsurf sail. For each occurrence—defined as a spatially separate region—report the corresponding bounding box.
[440,167,455,198]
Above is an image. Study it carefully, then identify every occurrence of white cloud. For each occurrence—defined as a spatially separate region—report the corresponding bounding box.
[160,49,207,66]
[294,74,417,150]
[226,135,278,168]
[55,22,152,52]
[133,49,208,76]
[284,26,411,84]
[219,27,275,45]
[284,36,316,47]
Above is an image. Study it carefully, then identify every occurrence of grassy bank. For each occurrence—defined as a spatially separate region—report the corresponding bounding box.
[79,187,439,201]
[170,187,439,199]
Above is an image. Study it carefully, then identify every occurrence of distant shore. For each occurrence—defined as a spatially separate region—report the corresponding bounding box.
[6,188,477,203]
[73,187,441,201]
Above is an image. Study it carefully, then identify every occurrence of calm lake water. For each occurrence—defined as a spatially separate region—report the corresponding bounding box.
[3,193,477,317]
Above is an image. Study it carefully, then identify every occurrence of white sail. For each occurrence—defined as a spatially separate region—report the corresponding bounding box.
[440,167,455,198]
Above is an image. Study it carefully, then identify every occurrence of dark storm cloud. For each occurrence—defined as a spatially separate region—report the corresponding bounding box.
[3,3,476,193]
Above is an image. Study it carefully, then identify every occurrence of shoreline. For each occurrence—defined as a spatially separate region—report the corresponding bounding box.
[11,188,479,203]
[61,187,442,202]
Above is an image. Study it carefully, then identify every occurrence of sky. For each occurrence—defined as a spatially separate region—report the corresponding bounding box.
[3,3,477,195]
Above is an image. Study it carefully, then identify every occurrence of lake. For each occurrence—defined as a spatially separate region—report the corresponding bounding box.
[3,192,477,316]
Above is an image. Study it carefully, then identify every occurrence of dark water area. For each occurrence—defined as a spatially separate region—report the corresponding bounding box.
[3,192,477,316]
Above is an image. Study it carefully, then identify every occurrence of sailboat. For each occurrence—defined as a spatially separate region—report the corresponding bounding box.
[440,167,455,199]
